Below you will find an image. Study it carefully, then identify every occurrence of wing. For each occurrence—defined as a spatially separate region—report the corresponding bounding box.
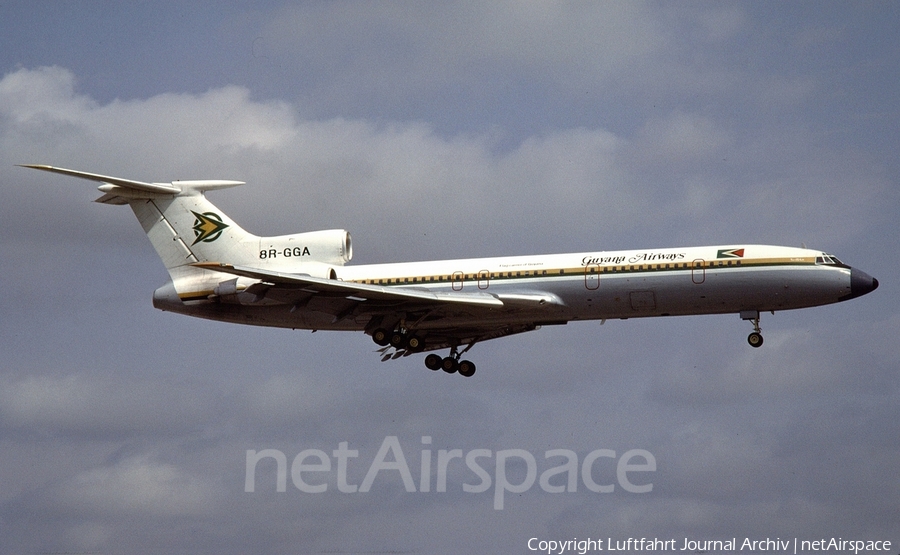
[194,262,565,356]
[194,262,505,308]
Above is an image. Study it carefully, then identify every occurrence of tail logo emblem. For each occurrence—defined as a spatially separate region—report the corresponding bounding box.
[191,211,229,244]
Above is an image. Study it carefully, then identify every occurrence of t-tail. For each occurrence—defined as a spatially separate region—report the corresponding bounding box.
[20,165,353,308]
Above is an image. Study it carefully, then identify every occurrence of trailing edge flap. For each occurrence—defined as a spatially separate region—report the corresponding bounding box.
[492,292,565,306]
[20,165,244,202]
[193,263,505,308]
[385,322,540,355]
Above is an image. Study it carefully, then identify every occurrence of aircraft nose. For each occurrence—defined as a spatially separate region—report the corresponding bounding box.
[841,268,878,301]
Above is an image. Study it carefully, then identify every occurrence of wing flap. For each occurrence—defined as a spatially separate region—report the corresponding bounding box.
[493,292,565,307]
[378,322,541,357]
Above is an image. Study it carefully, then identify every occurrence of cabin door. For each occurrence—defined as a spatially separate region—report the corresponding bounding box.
[478,269,490,290]
[585,264,600,290]
[692,259,706,284]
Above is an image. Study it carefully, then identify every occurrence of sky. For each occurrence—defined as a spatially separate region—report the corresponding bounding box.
[0,2,898,554]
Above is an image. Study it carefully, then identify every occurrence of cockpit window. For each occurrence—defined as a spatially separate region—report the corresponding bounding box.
[817,254,844,265]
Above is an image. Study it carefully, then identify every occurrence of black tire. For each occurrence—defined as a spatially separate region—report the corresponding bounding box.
[458,360,476,377]
[406,335,424,352]
[425,354,442,371]
[389,332,407,349]
[372,328,390,346]
[748,332,764,348]
[441,357,459,374]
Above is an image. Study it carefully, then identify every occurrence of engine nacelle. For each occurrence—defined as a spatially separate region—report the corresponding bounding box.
[258,229,352,266]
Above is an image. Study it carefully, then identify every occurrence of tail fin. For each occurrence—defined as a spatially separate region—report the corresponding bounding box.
[129,191,260,269]
[21,165,260,269]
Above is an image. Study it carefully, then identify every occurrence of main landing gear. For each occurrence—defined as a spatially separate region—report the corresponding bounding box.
[424,349,476,377]
[372,327,476,377]
[372,327,425,352]
[740,310,764,348]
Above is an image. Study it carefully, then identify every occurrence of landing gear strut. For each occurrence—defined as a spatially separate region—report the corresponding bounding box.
[741,310,764,348]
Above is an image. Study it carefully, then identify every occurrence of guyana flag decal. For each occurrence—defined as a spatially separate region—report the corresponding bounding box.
[716,248,745,259]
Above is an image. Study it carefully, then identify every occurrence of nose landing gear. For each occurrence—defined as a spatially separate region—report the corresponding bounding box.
[741,310,764,348]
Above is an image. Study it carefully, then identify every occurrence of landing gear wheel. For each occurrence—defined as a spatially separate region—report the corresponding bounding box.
[458,360,476,377]
[441,356,459,374]
[741,311,764,348]
[424,354,442,371]
[406,335,425,352]
[748,332,764,348]
[389,331,407,349]
[372,328,390,346]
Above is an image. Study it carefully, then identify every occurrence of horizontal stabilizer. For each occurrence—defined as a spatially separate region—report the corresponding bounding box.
[19,165,245,201]
[20,164,182,194]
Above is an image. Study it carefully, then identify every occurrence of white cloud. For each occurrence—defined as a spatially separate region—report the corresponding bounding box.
[0,66,644,260]
[4,64,885,262]
[636,112,733,162]
[0,373,213,437]
[0,65,95,125]
[58,455,217,517]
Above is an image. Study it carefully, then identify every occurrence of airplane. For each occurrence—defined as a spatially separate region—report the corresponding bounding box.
[22,164,878,377]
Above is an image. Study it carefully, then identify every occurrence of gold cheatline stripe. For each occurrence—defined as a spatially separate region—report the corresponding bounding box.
[177,256,818,298]
[350,257,817,286]
[179,290,214,301]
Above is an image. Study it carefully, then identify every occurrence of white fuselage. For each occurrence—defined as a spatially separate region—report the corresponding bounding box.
[155,244,865,331]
